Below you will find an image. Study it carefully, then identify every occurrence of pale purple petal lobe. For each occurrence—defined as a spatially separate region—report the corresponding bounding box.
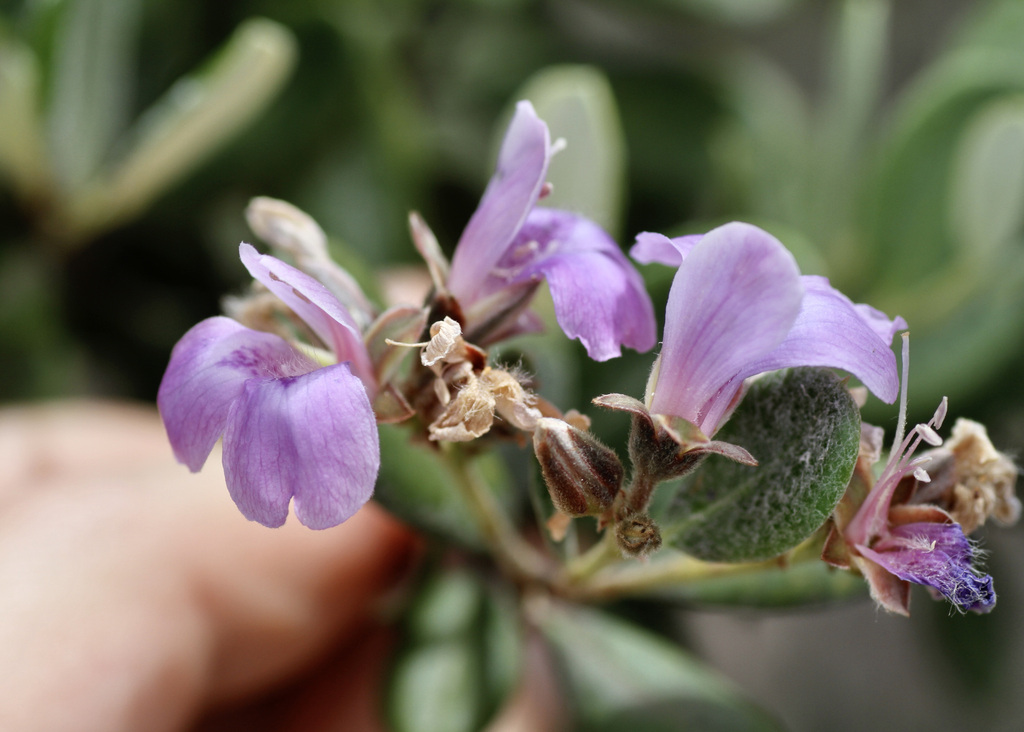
[509,208,657,360]
[745,275,902,403]
[651,222,803,433]
[448,101,551,302]
[630,232,703,266]
[239,243,376,391]
[857,522,995,613]
[222,362,380,529]
[157,316,316,472]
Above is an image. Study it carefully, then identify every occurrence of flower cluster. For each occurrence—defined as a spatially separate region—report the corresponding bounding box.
[157,100,1018,615]
[159,100,656,530]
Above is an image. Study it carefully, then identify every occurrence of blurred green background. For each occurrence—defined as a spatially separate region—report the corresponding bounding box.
[2,0,1023,729]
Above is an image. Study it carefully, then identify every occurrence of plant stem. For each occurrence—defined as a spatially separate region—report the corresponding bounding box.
[448,447,555,585]
[575,554,784,600]
[563,530,621,583]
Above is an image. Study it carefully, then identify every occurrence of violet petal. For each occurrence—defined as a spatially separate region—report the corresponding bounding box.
[630,232,703,266]
[510,208,657,360]
[857,522,995,613]
[157,317,316,472]
[651,222,803,434]
[448,101,551,302]
[221,362,379,529]
[239,243,376,391]
[744,275,902,404]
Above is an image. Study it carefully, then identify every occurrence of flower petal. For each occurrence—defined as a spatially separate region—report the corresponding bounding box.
[511,208,657,361]
[651,222,803,434]
[857,522,995,613]
[448,101,551,302]
[629,232,703,266]
[744,275,902,403]
[221,362,380,529]
[239,243,376,391]
[157,317,316,472]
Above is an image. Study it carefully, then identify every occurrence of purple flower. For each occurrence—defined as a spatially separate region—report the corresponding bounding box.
[856,521,995,613]
[446,100,656,362]
[841,382,996,614]
[157,243,379,530]
[632,222,905,436]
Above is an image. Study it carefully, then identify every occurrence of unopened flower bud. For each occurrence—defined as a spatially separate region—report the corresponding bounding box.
[593,393,755,490]
[615,513,662,558]
[245,197,375,329]
[533,417,623,517]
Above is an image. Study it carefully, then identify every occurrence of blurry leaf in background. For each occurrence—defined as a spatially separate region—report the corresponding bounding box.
[649,0,802,25]
[0,32,48,198]
[949,96,1024,256]
[537,600,783,731]
[857,0,1024,411]
[46,0,140,193]
[515,64,626,236]
[60,17,297,240]
[388,568,522,732]
[712,51,810,239]
[661,368,860,563]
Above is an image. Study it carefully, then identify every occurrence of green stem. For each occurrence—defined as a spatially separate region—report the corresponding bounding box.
[574,538,824,601]
[564,530,621,583]
[577,554,783,600]
[448,447,554,585]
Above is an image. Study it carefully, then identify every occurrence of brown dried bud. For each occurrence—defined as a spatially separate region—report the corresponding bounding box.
[428,367,541,442]
[913,418,1020,533]
[428,369,496,442]
[615,513,663,558]
[533,417,624,517]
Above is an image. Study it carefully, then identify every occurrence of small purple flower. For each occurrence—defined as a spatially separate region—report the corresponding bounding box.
[157,243,379,530]
[446,100,656,362]
[856,521,995,613]
[842,372,996,614]
[632,222,906,436]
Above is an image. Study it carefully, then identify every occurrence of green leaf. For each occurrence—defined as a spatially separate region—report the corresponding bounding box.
[715,52,810,228]
[388,569,522,732]
[46,0,141,191]
[949,96,1024,255]
[650,0,801,25]
[514,65,626,235]
[878,248,1024,406]
[865,46,1024,284]
[662,368,860,563]
[0,34,49,196]
[374,424,515,549]
[537,602,783,731]
[61,17,297,238]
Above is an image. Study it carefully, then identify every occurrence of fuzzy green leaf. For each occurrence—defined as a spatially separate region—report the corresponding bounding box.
[662,368,860,562]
